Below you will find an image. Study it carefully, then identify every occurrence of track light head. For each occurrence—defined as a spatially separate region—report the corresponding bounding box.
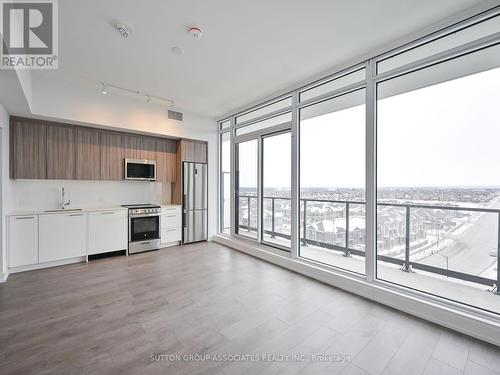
[101,83,107,95]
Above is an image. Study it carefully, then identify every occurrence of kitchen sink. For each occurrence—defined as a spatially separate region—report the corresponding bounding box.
[43,208,83,213]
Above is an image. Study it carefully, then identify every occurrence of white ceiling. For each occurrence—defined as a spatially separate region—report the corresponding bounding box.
[34,0,488,119]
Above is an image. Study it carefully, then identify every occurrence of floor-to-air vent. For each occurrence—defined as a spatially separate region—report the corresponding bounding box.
[168,110,183,121]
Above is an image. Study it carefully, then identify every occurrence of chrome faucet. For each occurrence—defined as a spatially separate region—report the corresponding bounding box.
[61,187,71,209]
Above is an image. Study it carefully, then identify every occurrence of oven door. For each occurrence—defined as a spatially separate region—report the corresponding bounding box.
[129,215,160,242]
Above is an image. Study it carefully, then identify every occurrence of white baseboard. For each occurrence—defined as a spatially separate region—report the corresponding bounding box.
[8,257,86,274]
[0,270,9,282]
[213,235,500,346]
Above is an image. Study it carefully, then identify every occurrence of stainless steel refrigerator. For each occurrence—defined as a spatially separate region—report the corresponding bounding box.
[183,162,208,243]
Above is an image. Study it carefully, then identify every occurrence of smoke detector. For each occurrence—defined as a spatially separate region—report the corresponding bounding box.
[188,26,203,39]
[114,22,134,38]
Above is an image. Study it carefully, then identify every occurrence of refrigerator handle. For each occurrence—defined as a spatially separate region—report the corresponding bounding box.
[183,212,187,228]
[183,194,187,208]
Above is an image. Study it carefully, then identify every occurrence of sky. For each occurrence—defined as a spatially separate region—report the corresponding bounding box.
[229,65,500,189]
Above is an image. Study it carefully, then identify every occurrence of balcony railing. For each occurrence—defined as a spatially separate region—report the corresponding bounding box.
[237,195,500,292]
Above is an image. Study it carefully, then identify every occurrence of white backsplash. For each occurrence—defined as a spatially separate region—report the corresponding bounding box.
[8,179,171,211]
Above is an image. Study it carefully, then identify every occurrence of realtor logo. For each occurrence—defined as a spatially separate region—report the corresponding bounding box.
[1,0,58,69]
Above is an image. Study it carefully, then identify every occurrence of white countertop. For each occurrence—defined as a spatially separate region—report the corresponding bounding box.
[7,206,128,216]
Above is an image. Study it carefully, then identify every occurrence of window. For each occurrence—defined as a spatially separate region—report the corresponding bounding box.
[219,132,231,234]
[377,14,500,74]
[219,9,500,319]
[262,131,291,249]
[235,113,291,136]
[376,44,500,313]
[219,119,231,131]
[300,68,366,103]
[299,89,366,274]
[235,139,258,239]
[235,97,292,125]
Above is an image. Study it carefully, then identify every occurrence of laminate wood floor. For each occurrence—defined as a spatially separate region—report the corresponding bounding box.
[0,242,499,375]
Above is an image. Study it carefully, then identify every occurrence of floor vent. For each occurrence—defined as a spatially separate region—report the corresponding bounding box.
[168,110,183,121]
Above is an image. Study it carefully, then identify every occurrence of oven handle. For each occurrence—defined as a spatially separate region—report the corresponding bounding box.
[129,213,160,218]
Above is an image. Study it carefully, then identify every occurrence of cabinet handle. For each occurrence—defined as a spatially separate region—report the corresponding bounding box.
[101,212,115,215]
[69,213,84,217]
[166,215,177,218]
[167,229,177,232]
[15,216,35,219]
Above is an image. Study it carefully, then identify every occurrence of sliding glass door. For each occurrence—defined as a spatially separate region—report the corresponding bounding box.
[262,131,291,249]
[234,115,292,251]
[235,139,258,239]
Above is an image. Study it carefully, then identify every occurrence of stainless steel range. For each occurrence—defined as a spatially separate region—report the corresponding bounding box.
[122,204,161,254]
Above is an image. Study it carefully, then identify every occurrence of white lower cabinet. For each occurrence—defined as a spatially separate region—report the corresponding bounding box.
[88,210,127,255]
[161,205,182,245]
[161,227,182,243]
[39,213,87,263]
[8,215,39,267]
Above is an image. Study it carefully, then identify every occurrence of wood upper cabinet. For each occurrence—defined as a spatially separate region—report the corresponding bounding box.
[47,125,76,180]
[10,118,47,179]
[122,134,141,160]
[100,132,125,180]
[156,138,177,182]
[140,136,157,161]
[75,127,101,180]
[122,135,157,161]
[180,139,207,163]
[10,116,185,184]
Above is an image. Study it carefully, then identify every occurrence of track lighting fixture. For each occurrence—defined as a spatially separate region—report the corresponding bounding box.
[98,82,174,107]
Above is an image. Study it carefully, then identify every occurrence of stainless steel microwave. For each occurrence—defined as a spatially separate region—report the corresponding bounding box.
[125,158,156,181]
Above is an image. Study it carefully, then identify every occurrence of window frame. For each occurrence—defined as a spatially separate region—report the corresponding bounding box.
[216,5,500,323]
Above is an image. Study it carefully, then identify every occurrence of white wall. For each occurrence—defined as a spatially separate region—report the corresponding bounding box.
[8,180,171,211]
[0,103,10,280]
[31,75,215,140]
